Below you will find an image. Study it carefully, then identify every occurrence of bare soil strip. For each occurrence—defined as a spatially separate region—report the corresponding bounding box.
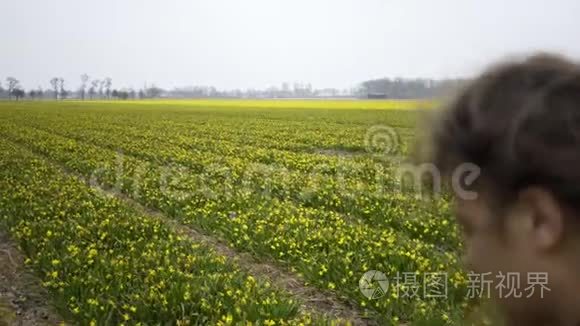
[0,232,64,326]
[12,141,376,325]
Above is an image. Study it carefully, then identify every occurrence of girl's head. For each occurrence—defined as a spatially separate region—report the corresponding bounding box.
[430,54,580,325]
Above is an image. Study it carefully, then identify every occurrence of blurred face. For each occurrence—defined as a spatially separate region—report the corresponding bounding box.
[455,194,508,276]
[454,188,580,325]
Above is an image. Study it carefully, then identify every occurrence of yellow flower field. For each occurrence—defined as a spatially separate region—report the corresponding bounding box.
[0,99,468,325]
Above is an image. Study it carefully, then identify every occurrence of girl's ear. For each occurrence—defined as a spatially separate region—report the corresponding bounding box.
[516,187,564,251]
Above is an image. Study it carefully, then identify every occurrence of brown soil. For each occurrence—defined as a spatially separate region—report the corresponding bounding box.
[0,232,64,326]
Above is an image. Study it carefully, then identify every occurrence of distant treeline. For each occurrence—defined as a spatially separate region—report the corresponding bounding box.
[0,75,469,100]
[360,78,469,99]
[0,76,164,101]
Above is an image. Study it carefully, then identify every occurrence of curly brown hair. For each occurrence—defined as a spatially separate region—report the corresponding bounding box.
[431,53,580,207]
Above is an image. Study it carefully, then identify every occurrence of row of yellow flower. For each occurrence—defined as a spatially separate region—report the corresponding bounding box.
[0,139,331,325]
[8,117,459,250]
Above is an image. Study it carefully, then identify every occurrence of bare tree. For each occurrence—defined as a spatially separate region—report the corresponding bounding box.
[58,78,66,100]
[118,90,129,100]
[89,79,99,100]
[6,77,19,101]
[99,80,105,99]
[104,77,112,99]
[12,88,25,101]
[36,87,44,99]
[80,74,89,100]
[50,78,60,100]
[146,85,163,98]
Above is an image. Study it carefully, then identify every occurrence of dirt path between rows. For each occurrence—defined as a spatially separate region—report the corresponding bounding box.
[0,232,63,326]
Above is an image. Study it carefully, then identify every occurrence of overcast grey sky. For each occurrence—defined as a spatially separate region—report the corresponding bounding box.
[1,0,579,90]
